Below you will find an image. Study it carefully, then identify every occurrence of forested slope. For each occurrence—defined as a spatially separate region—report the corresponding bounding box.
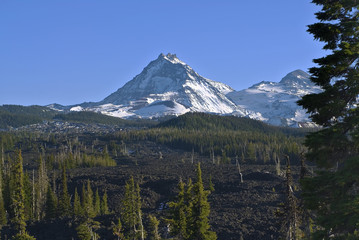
[0,105,154,129]
[116,113,309,165]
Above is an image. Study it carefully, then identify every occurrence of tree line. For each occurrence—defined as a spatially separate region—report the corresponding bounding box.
[0,105,155,129]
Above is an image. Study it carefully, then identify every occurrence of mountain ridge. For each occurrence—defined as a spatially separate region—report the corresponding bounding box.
[48,53,321,127]
[227,69,321,127]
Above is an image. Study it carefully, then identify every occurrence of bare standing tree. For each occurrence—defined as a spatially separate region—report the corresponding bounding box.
[273,152,281,176]
[1,141,4,169]
[211,146,215,165]
[235,156,243,183]
[191,148,194,164]
[280,155,299,240]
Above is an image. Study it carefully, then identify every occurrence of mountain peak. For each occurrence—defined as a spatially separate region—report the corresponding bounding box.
[95,53,235,115]
[280,69,310,81]
[279,69,311,86]
[157,53,185,65]
[55,55,320,127]
[158,52,177,59]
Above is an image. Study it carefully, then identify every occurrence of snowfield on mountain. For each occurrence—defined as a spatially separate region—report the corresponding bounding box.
[49,53,321,127]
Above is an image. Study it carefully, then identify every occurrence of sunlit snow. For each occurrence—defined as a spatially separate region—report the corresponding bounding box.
[50,57,321,127]
[70,106,84,112]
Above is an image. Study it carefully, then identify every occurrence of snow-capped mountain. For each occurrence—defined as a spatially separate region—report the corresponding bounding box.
[65,53,236,119]
[227,70,321,127]
[49,54,321,127]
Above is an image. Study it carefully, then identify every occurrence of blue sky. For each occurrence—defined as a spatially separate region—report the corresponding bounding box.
[0,1,324,106]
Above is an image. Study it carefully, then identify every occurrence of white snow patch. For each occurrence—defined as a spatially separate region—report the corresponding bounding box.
[70,106,84,112]
[226,76,322,127]
[135,101,190,118]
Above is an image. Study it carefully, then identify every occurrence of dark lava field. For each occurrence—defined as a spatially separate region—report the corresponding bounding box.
[0,137,300,240]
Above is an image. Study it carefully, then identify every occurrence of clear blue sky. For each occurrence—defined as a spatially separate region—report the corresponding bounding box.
[0,1,324,106]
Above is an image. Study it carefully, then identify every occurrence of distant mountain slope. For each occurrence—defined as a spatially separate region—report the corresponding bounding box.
[0,105,56,129]
[0,105,153,129]
[227,70,321,127]
[0,105,57,118]
[54,111,155,127]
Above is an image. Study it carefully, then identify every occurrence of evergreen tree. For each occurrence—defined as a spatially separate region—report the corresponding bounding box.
[3,165,11,218]
[94,188,100,216]
[10,150,27,234]
[12,232,36,240]
[100,190,109,215]
[189,163,217,240]
[148,215,161,240]
[84,179,95,218]
[45,185,57,219]
[76,222,92,240]
[168,180,188,239]
[208,175,215,192]
[0,159,7,226]
[169,164,216,240]
[246,142,256,161]
[121,176,144,240]
[112,217,125,240]
[73,187,82,217]
[184,178,194,239]
[23,172,32,221]
[76,219,100,240]
[58,166,71,217]
[298,155,312,239]
[297,1,359,238]
[10,150,35,239]
[35,156,48,220]
[122,176,136,236]
[80,183,88,217]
